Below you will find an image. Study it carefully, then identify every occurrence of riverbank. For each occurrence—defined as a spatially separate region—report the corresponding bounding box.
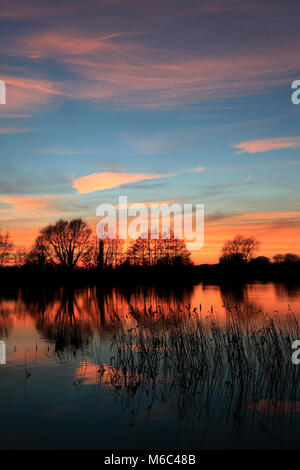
[0,261,299,288]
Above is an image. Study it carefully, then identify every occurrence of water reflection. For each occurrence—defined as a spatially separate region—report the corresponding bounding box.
[0,281,300,351]
[0,302,13,338]
[273,282,300,302]
[0,281,300,449]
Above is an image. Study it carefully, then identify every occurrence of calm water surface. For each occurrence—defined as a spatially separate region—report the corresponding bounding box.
[0,281,300,450]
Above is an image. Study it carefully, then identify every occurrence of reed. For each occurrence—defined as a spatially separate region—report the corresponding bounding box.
[96,305,300,440]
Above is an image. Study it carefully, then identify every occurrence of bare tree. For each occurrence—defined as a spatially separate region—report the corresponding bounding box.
[87,236,125,270]
[27,235,50,269]
[40,219,91,270]
[128,231,191,266]
[127,234,153,265]
[0,231,13,267]
[220,235,260,264]
[160,233,191,265]
[13,249,27,267]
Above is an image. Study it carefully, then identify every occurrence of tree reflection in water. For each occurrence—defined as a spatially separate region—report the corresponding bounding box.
[0,282,300,446]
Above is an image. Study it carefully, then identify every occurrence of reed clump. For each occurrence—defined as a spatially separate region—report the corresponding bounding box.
[103,305,300,440]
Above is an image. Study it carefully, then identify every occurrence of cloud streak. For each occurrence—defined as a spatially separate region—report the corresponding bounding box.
[72,171,175,194]
[0,0,83,19]
[4,29,300,111]
[185,166,205,173]
[0,195,80,218]
[22,32,122,58]
[1,75,63,110]
[63,48,298,108]
[0,127,32,134]
[235,137,300,154]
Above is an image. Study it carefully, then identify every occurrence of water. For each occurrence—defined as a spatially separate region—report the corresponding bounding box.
[0,281,300,450]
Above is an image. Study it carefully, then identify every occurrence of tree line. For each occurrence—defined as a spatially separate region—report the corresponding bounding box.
[219,234,300,265]
[0,220,299,271]
[0,218,191,271]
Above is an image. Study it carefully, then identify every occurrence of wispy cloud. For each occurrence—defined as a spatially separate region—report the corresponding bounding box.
[185,166,205,173]
[22,32,122,58]
[0,1,83,19]
[0,127,32,134]
[207,210,300,226]
[40,147,102,155]
[2,75,63,110]
[63,49,297,108]
[5,29,300,110]
[235,137,300,154]
[115,199,180,210]
[72,171,175,194]
[0,195,56,212]
[181,0,252,15]
[0,194,90,220]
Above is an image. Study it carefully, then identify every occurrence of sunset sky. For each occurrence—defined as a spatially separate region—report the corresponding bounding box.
[0,0,300,263]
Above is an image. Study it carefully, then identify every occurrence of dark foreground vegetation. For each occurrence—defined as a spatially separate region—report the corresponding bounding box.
[0,259,300,288]
[95,306,300,440]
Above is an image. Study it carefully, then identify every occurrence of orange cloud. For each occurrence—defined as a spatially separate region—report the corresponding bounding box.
[0,196,52,211]
[22,32,122,58]
[207,210,300,225]
[0,195,59,212]
[232,211,300,221]
[72,171,174,194]
[0,195,78,219]
[61,45,299,108]
[235,137,300,154]
[2,75,63,110]
[6,28,299,109]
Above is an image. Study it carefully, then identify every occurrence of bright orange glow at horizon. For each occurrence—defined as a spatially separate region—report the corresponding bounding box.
[4,209,300,264]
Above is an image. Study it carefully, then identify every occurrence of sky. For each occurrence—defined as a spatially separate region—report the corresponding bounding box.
[0,0,300,263]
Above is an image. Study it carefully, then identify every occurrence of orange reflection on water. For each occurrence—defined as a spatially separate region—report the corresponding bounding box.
[0,282,299,363]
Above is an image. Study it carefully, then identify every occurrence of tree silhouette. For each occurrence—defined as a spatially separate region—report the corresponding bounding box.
[283,253,300,263]
[27,235,50,269]
[273,253,300,264]
[0,231,13,267]
[87,236,125,270]
[128,231,191,266]
[39,218,91,270]
[13,249,27,267]
[249,256,270,265]
[219,235,260,264]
